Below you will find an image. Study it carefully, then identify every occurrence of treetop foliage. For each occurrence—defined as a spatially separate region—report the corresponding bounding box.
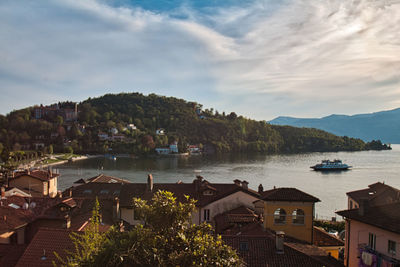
[55,191,241,267]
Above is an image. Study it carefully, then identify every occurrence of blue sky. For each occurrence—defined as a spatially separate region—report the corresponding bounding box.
[1,0,400,120]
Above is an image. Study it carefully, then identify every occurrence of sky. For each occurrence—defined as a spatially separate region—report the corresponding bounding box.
[1,0,400,120]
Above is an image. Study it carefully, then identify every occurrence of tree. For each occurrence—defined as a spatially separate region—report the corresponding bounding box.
[56,191,241,267]
[54,198,104,266]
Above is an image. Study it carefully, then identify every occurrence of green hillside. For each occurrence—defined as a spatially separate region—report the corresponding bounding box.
[0,92,390,162]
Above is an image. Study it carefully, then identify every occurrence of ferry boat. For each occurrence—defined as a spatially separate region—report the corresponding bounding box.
[310,159,351,171]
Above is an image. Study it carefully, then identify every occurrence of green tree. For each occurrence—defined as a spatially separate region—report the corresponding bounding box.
[56,191,241,267]
[54,198,104,266]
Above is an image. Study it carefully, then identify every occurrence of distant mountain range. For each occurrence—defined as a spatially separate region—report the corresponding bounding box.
[269,108,400,144]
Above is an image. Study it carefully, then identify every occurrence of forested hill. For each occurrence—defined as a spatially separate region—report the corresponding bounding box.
[0,93,390,158]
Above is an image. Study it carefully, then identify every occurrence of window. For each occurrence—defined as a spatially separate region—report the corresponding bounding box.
[388,240,396,255]
[100,189,109,194]
[292,209,305,225]
[368,233,376,250]
[274,208,286,224]
[239,242,249,251]
[203,209,210,221]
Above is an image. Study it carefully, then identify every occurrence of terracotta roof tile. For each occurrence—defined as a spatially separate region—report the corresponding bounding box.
[0,244,27,267]
[223,235,343,267]
[15,228,76,267]
[0,206,33,234]
[346,182,400,206]
[313,227,344,247]
[87,174,131,184]
[261,188,320,202]
[223,223,343,266]
[336,202,400,234]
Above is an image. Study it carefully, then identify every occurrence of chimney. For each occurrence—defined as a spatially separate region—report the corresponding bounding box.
[1,187,5,199]
[233,179,241,186]
[258,184,264,194]
[194,176,203,192]
[358,198,369,216]
[113,197,120,221]
[242,180,249,190]
[275,231,285,254]
[147,174,153,192]
[68,188,72,197]
[65,215,71,229]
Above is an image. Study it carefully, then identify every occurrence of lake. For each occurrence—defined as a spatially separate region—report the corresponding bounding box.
[55,145,400,220]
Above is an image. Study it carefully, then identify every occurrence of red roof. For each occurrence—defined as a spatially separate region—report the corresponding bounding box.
[0,206,33,234]
[346,182,400,206]
[313,227,344,247]
[223,223,343,267]
[15,228,76,267]
[0,244,27,267]
[337,202,400,234]
[14,170,59,182]
[261,188,320,202]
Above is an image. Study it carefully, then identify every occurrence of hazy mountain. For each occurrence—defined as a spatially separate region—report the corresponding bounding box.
[269,108,400,143]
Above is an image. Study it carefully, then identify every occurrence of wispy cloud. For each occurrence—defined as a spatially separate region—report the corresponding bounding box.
[0,0,399,119]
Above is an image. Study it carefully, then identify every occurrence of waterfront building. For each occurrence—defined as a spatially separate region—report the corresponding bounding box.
[8,170,59,198]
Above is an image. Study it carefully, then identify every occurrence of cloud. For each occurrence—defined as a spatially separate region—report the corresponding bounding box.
[0,0,399,120]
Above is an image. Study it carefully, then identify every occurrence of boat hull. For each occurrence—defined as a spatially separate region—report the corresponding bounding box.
[311,166,351,171]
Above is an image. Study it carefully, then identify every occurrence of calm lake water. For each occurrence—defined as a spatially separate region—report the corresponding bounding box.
[56,145,400,220]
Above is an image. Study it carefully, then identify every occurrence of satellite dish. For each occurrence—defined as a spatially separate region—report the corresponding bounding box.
[23,203,29,210]
[29,202,36,208]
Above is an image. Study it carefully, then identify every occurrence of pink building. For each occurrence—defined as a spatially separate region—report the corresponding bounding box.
[337,183,400,267]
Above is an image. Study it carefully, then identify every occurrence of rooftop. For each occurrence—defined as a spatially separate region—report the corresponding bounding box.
[261,187,320,202]
[75,174,132,184]
[346,182,400,206]
[15,228,76,267]
[223,225,343,267]
[13,169,59,182]
[313,227,344,247]
[337,202,400,234]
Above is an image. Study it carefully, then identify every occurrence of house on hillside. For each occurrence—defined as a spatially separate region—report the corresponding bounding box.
[111,134,126,142]
[98,132,109,141]
[156,128,165,135]
[127,124,137,130]
[337,182,400,267]
[8,170,59,198]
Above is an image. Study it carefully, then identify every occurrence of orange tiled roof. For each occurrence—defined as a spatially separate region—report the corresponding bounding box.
[261,187,320,202]
[15,228,76,267]
[337,202,400,234]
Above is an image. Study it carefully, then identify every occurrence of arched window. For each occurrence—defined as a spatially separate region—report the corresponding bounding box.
[292,209,305,225]
[274,208,286,224]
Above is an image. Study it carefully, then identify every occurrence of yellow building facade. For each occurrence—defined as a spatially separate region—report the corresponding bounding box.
[259,187,319,244]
